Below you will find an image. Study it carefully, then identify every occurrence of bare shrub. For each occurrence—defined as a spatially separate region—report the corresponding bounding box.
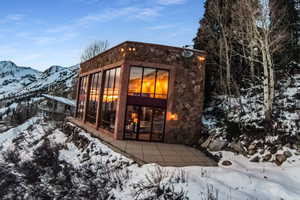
[201,184,219,200]
[81,40,109,62]
[2,148,20,164]
[133,166,188,200]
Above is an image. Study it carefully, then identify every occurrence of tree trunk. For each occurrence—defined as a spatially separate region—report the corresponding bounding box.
[262,49,272,123]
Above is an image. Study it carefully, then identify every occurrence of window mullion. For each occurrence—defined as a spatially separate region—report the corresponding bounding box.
[140,67,144,96]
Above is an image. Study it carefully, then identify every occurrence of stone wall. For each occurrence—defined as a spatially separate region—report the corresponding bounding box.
[170,56,206,144]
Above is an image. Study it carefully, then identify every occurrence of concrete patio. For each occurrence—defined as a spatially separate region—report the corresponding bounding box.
[69,118,217,167]
[109,139,218,167]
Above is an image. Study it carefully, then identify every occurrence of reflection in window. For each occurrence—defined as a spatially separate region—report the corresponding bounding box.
[124,105,165,142]
[151,108,165,142]
[155,70,169,99]
[124,105,139,140]
[128,66,169,99]
[86,72,102,124]
[128,67,142,96]
[138,106,153,141]
[76,76,88,120]
[142,68,156,98]
[101,67,121,131]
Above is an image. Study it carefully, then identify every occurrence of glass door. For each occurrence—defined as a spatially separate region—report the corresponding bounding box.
[138,107,152,141]
[124,105,139,140]
[124,105,165,142]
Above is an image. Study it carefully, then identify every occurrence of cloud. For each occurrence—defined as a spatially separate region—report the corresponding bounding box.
[78,6,161,25]
[147,24,177,30]
[0,14,26,24]
[157,0,186,5]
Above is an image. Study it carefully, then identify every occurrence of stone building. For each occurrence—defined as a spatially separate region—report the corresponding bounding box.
[71,41,206,144]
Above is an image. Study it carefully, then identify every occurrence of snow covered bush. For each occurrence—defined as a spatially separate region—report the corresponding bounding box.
[133,166,188,200]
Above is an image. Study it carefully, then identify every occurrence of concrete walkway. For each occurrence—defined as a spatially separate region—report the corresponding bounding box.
[69,118,217,167]
[109,139,217,167]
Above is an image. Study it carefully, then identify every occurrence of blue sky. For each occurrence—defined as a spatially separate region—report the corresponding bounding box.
[0,0,205,71]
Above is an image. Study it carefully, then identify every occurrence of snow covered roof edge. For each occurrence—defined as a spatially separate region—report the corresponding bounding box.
[42,94,76,107]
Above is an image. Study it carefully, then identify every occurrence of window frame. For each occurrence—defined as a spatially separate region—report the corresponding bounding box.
[76,76,88,120]
[86,72,102,124]
[100,66,121,131]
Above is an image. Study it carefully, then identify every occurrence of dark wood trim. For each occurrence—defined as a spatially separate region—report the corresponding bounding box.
[127,96,167,108]
[83,75,92,123]
[95,72,104,128]
[75,77,81,118]
[80,60,125,77]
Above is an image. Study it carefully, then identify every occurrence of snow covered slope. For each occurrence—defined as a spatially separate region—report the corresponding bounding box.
[0,61,79,99]
[0,61,40,98]
[0,118,299,200]
[20,64,78,94]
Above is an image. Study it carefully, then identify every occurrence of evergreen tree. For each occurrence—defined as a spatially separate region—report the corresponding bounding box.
[272,0,300,64]
[193,0,254,97]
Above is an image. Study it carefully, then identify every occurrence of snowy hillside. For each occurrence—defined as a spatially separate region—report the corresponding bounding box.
[0,118,299,200]
[21,64,79,95]
[0,61,79,99]
[0,61,40,98]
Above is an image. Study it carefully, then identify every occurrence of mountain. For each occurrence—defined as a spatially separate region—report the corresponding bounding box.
[0,61,79,99]
[0,61,40,98]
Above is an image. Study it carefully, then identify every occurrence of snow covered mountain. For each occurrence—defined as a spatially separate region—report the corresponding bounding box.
[0,61,79,99]
[0,61,40,98]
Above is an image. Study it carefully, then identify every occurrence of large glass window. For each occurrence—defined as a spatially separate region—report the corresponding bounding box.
[76,76,88,120]
[142,68,156,98]
[128,67,143,96]
[101,67,121,131]
[128,66,169,99]
[86,72,102,124]
[155,70,169,99]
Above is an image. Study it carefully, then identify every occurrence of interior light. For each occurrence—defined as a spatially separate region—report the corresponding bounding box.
[167,112,178,121]
[198,56,206,62]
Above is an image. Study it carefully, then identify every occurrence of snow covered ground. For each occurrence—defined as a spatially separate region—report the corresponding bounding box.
[0,117,299,200]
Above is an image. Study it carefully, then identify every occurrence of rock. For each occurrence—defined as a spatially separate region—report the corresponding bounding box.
[250,155,260,162]
[259,149,265,155]
[222,160,232,166]
[248,149,257,155]
[198,137,206,146]
[262,154,272,162]
[81,152,90,162]
[275,154,287,166]
[283,151,293,158]
[208,138,228,151]
[248,143,256,151]
[229,141,246,155]
[201,136,213,149]
[284,143,292,149]
[270,146,278,154]
[295,152,300,156]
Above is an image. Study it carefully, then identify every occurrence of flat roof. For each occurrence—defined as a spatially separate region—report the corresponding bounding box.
[81,41,206,65]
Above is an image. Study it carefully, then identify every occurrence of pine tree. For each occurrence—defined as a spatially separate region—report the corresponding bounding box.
[193,0,251,97]
[272,0,300,63]
[193,0,219,98]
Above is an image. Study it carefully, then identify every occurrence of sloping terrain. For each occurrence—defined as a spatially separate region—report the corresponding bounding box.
[0,117,299,200]
[0,61,40,98]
